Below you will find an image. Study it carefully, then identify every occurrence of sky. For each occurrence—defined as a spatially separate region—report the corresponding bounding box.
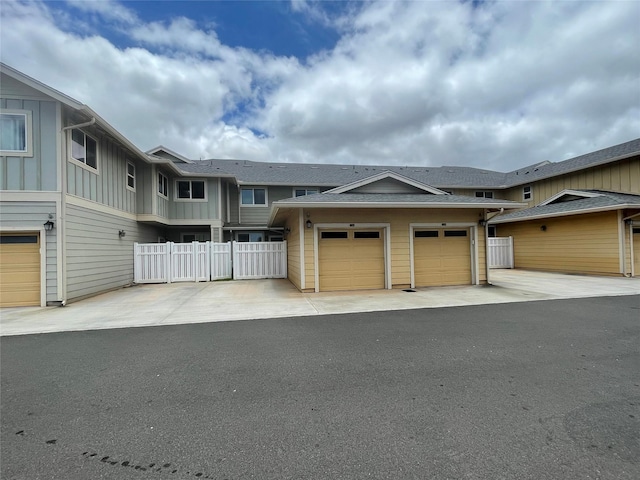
[1,0,639,171]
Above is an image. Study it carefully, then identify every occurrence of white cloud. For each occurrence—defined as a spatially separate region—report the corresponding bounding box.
[1,0,638,170]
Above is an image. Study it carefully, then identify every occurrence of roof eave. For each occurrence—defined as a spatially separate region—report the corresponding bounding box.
[489,203,640,224]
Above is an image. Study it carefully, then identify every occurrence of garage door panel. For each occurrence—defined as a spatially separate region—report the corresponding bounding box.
[414,228,471,287]
[0,233,41,307]
[319,229,385,292]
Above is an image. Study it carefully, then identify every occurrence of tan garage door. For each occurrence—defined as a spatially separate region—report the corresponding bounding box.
[414,229,471,287]
[0,233,41,307]
[319,229,385,292]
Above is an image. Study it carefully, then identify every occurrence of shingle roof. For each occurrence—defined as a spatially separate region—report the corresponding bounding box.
[274,193,522,207]
[177,138,640,189]
[489,190,640,224]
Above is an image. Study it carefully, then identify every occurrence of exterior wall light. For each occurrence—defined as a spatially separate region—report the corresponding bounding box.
[306,220,312,229]
[44,220,55,231]
[540,225,547,232]
[119,230,126,237]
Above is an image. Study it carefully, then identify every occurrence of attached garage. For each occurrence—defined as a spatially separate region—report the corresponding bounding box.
[413,228,472,287]
[318,229,385,292]
[0,232,41,307]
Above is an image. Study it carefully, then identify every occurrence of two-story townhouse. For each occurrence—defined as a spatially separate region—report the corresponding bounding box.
[0,63,231,306]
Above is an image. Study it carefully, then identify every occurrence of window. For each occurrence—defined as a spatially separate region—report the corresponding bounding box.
[475,191,494,199]
[321,231,348,239]
[523,185,532,201]
[241,188,267,205]
[415,230,439,238]
[444,230,468,237]
[1,110,32,156]
[488,226,497,238]
[126,162,136,191]
[294,188,319,197]
[354,231,380,239]
[70,128,97,169]
[176,180,206,200]
[158,172,168,197]
[237,232,264,242]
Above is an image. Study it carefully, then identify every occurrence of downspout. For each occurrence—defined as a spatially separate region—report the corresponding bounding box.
[58,116,96,305]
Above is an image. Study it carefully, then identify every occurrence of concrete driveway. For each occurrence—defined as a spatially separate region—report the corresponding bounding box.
[1,270,639,336]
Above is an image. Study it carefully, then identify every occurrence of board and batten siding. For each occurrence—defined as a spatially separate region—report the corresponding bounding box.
[135,163,153,215]
[503,156,640,207]
[65,204,159,301]
[0,97,58,191]
[497,211,621,275]
[66,126,138,214]
[239,186,293,225]
[168,179,219,220]
[0,201,58,302]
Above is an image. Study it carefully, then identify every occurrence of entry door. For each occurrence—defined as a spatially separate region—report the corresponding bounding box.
[413,229,471,287]
[0,233,41,307]
[318,229,385,292]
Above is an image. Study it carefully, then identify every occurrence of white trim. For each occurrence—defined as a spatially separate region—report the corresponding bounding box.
[490,204,640,224]
[0,227,47,306]
[145,145,193,163]
[240,187,268,207]
[0,109,33,157]
[313,222,391,293]
[292,187,319,197]
[409,222,478,288]
[126,161,136,192]
[136,214,223,227]
[68,128,100,174]
[56,102,64,301]
[629,222,635,278]
[174,179,207,202]
[325,171,449,195]
[523,185,532,201]
[0,191,61,202]
[538,189,603,206]
[299,209,306,290]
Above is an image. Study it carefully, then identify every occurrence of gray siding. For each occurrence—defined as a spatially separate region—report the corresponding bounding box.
[168,178,219,220]
[135,163,153,214]
[66,125,137,213]
[351,178,427,194]
[0,98,58,191]
[0,201,58,302]
[66,204,159,301]
[239,185,292,225]
[229,185,240,222]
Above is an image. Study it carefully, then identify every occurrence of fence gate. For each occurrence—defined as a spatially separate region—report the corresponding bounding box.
[134,241,286,283]
[488,237,514,269]
[232,241,287,279]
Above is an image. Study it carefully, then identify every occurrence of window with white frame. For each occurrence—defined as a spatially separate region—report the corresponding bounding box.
[294,188,319,197]
[1,110,32,156]
[158,172,168,197]
[237,232,264,242]
[70,128,98,170]
[475,191,494,199]
[523,185,532,201]
[241,188,267,205]
[176,180,206,200]
[126,162,136,190]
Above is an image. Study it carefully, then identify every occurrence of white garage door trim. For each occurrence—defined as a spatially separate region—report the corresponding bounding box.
[409,222,479,288]
[0,226,47,307]
[313,223,391,293]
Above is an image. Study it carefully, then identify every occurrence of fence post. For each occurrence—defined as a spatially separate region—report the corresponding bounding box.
[232,241,238,280]
[509,236,514,269]
[133,242,139,283]
[166,242,173,283]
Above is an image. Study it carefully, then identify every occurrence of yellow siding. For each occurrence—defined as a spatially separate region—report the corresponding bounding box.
[284,210,302,290]
[498,211,621,275]
[633,229,640,276]
[501,156,640,208]
[300,208,485,288]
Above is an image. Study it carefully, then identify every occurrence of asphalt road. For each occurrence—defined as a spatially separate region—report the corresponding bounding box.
[1,296,639,480]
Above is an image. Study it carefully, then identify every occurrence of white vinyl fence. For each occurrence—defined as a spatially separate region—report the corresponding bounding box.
[488,237,514,269]
[134,241,286,284]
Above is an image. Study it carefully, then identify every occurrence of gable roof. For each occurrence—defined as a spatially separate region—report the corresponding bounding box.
[489,190,640,224]
[324,171,449,195]
[146,146,193,164]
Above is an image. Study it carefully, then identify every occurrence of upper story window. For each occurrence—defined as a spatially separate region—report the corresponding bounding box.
[176,180,206,200]
[475,191,494,199]
[70,128,98,170]
[158,172,168,198]
[0,110,33,157]
[523,185,532,201]
[294,188,319,197]
[241,188,267,206]
[126,162,136,191]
